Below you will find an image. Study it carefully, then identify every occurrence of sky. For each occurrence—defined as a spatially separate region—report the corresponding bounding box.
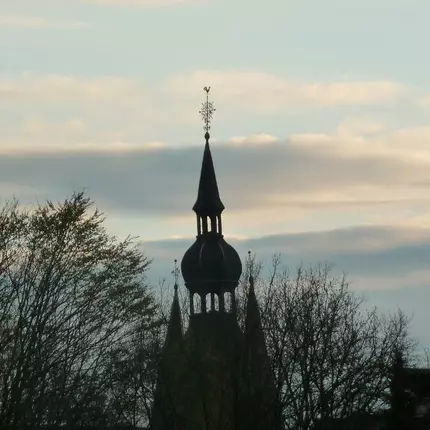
[1,0,430,349]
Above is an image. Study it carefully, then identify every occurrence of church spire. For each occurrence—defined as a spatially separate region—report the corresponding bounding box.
[245,251,263,348]
[165,259,182,346]
[150,260,186,430]
[243,251,280,430]
[192,86,225,218]
[181,87,242,315]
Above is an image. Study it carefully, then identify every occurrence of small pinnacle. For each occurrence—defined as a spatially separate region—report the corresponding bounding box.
[172,258,180,290]
[248,250,255,292]
[249,274,255,293]
[248,250,253,270]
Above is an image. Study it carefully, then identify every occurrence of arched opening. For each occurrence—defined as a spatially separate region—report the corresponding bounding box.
[231,291,236,314]
[195,294,201,314]
[217,215,222,234]
[214,293,219,311]
[210,292,215,311]
[197,215,202,235]
[201,294,207,313]
[225,292,232,313]
[190,292,195,314]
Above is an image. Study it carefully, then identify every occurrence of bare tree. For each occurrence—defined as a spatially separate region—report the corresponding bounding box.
[241,256,415,430]
[0,192,157,429]
[105,316,164,427]
[113,251,416,430]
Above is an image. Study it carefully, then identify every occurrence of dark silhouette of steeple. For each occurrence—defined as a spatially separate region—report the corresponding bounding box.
[191,88,225,234]
[243,251,281,430]
[151,260,185,430]
[181,87,242,315]
[164,259,183,345]
[244,269,266,356]
[244,251,270,368]
[192,137,225,217]
[152,88,279,430]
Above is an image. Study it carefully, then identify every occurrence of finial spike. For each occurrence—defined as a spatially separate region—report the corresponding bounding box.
[199,86,216,140]
[248,250,255,291]
[172,258,180,292]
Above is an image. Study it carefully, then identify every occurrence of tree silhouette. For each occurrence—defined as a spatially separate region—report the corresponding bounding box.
[0,192,157,429]
[240,256,415,430]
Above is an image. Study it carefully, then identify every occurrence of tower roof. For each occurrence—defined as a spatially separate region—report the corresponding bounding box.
[192,139,225,216]
[164,259,183,346]
[193,86,225,216]
[164,284,183,346]
[244,274,266,348]
[244,252,271,370]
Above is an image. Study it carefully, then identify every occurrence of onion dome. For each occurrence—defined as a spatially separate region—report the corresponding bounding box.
[181,233,242,294]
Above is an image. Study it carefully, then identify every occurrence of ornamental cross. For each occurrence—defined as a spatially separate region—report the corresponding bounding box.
[172,259,180,289]
[199,86,216,133]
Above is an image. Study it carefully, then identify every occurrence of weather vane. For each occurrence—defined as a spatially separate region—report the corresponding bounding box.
[199,86,216,136]
[172,259,180,291]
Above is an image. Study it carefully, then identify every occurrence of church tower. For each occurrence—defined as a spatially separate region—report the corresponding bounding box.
[181,86,242,319]
[151,88,280,430]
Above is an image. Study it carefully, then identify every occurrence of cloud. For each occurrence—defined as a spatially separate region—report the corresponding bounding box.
[79,0,198,4]
[0,74,192,134]
[0,127,430,219]
[289,122,430,163]
[336,117,386,137]
[0,74,141,104]
[0,117,167,154]
[166,70,408,110]
[0,16,90,29]
[0,71,412,117]
[1,72,430,238]
[227,134,279,146]
[415,95,430,108]
[142,224,430,349]
[141,224,430,288]
[22,118,87,135]
[1,71,424,164]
